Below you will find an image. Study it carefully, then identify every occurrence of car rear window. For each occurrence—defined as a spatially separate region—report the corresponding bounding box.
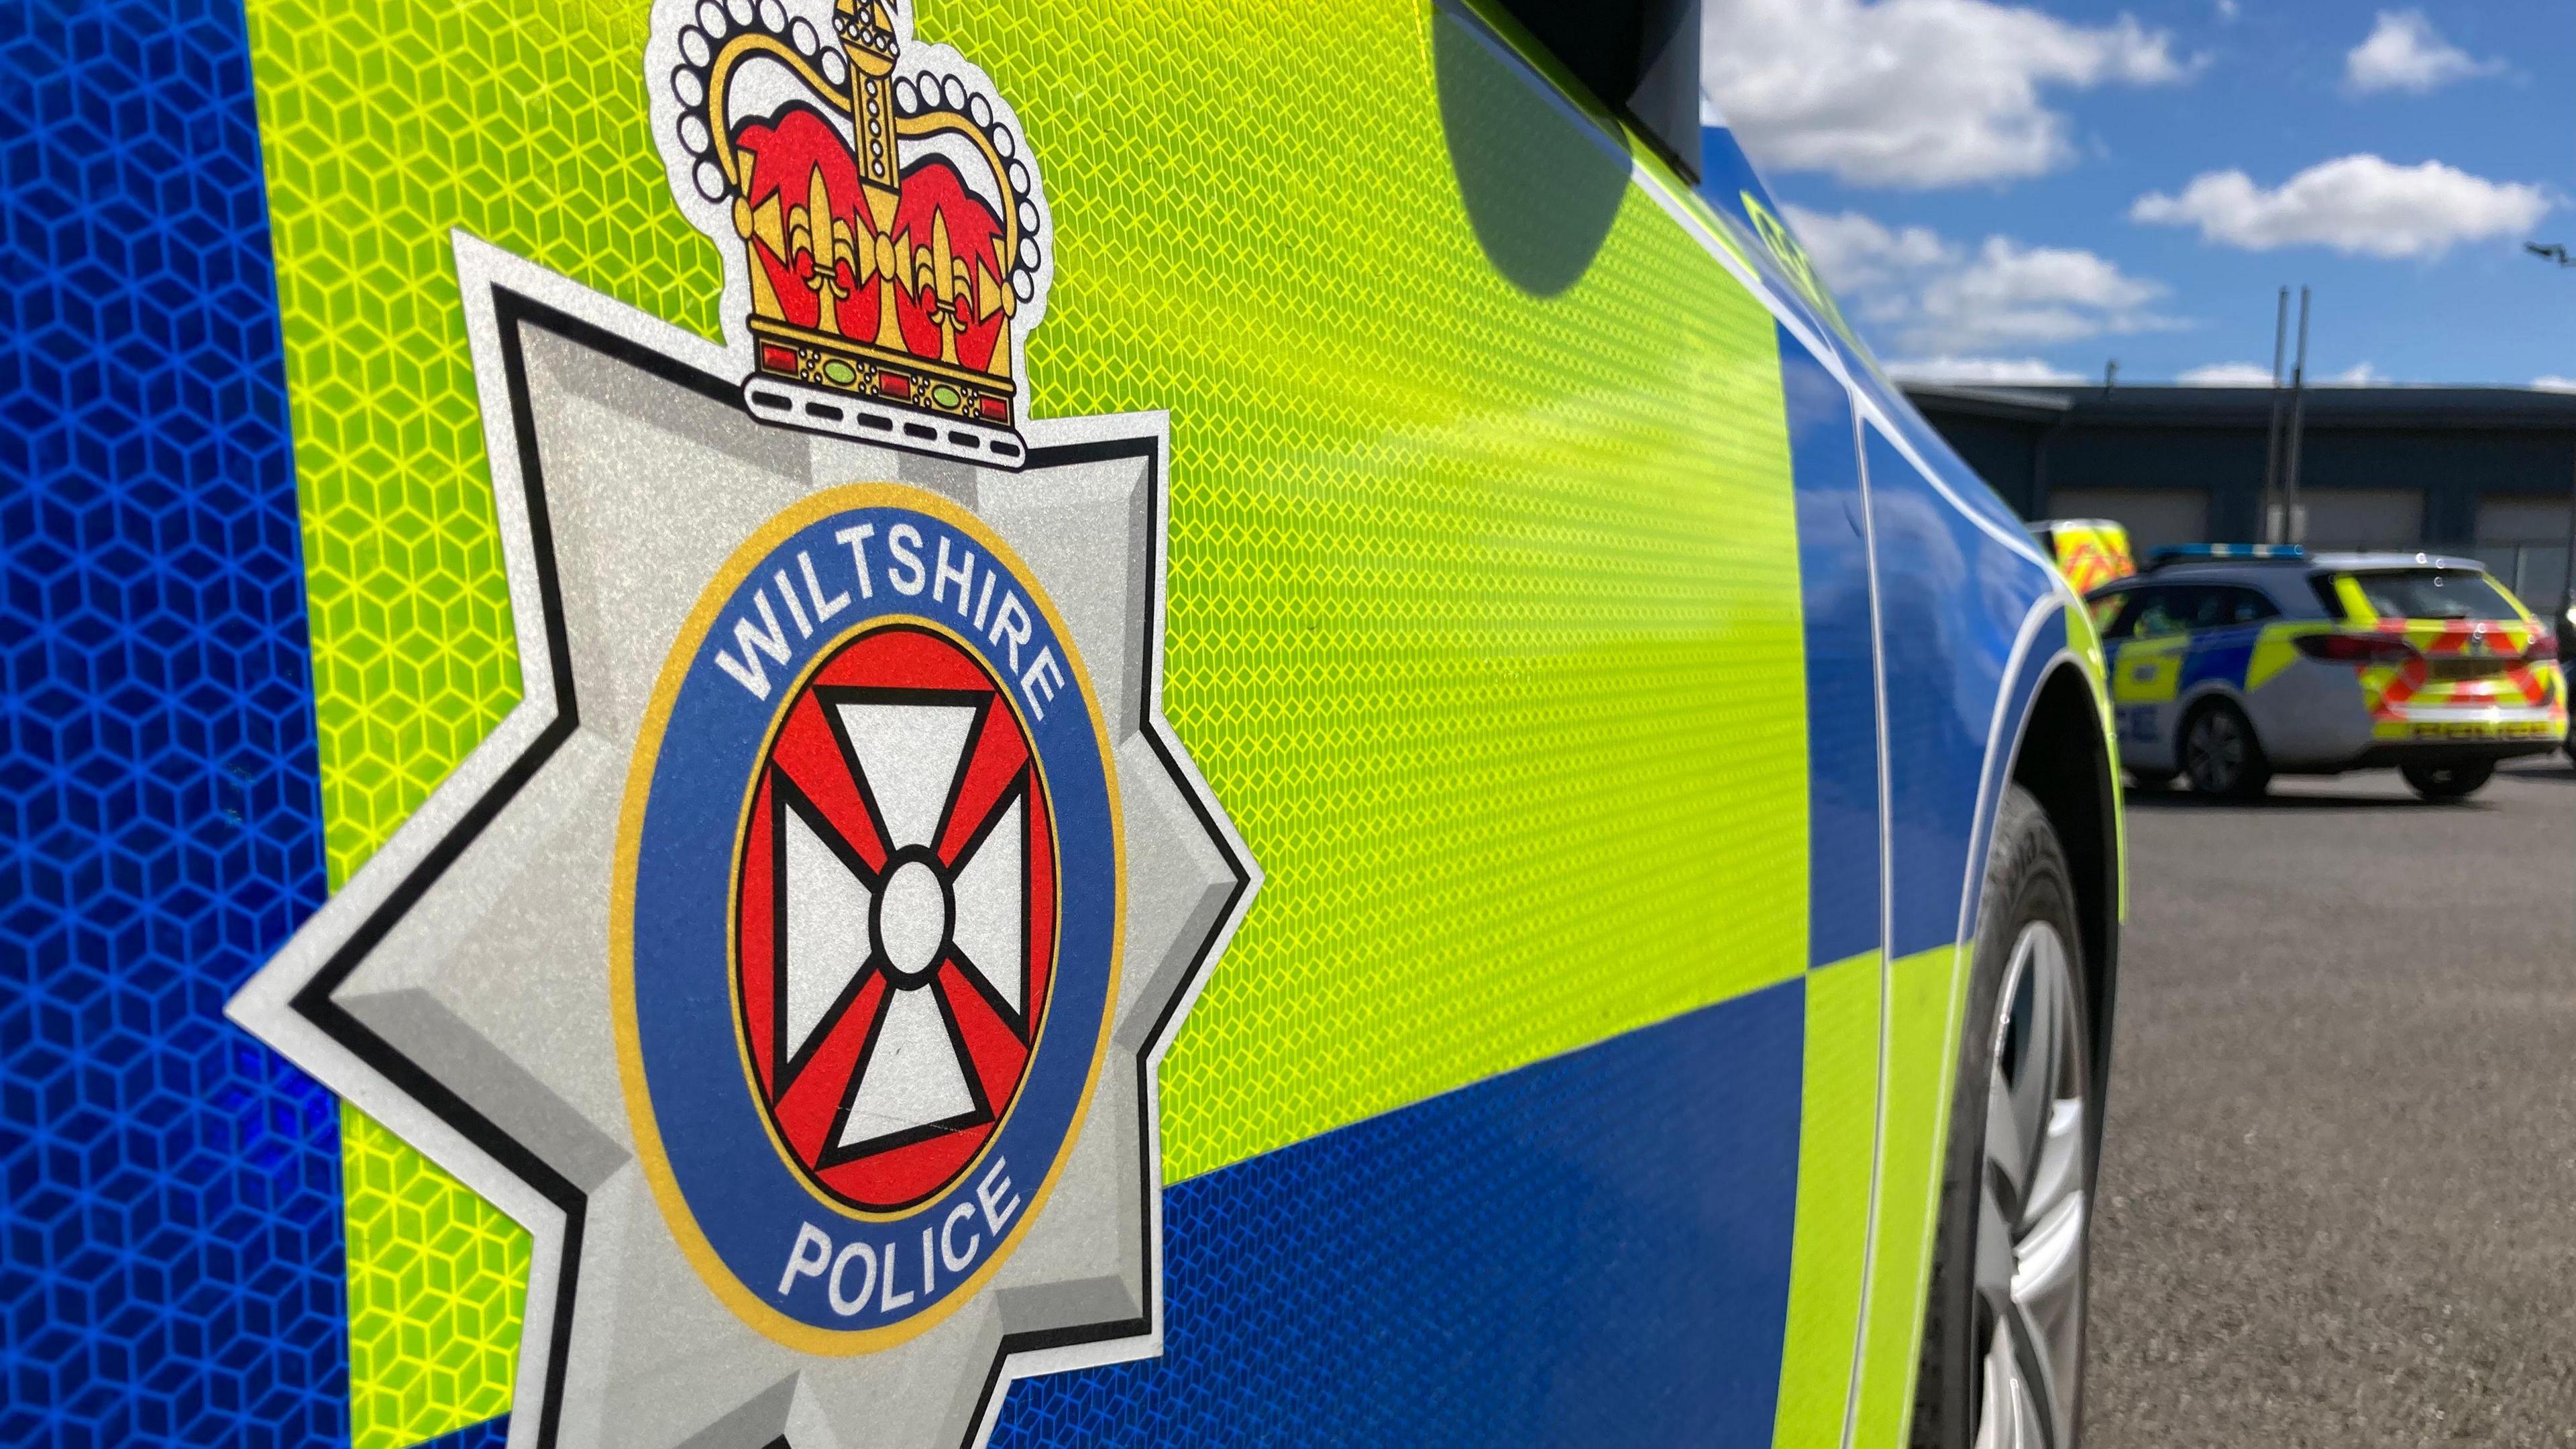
[2337,569,2522,622]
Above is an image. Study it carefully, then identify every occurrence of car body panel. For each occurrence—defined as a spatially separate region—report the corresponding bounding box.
[3,2,2116,1446]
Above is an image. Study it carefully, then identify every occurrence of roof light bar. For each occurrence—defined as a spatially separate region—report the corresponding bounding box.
[2147,543,2308,568]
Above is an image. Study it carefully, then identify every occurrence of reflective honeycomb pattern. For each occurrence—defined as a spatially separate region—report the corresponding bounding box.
[341,1105,528,1449]
[989,983,1803,1444]
[241,0,730,1431]
[237,0,1811,1437]
[0,0,344,1442]
[938,3,1809,1178]
[243,0,724,888]
[409,1416,512,1449]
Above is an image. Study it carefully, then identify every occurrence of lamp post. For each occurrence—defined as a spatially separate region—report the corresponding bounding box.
[2261,287,2288,543]
[2527,243,2576,617]
[2281,287,2310,545]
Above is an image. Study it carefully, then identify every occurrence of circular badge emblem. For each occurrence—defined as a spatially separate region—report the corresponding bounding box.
[737,623,1058,1212]
[614,486,1120,1349]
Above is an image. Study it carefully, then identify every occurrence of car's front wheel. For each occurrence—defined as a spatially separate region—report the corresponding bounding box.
[1913,786,2096,1449]
[2400,759,2493,801]
[2180,700,2268,800]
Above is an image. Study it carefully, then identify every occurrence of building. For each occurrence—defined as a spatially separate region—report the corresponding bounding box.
[1903,382,2576,609]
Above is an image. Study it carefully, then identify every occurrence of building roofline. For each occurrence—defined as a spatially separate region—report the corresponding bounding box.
[1900,383,2576,431]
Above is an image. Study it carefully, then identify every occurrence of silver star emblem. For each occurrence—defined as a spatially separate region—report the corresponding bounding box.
[229,235,1256,1449]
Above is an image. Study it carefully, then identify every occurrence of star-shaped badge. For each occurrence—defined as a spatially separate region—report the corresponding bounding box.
[229,233,1256,1449]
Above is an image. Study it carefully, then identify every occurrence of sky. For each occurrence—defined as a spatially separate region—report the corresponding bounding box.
[1700,0,2576,386]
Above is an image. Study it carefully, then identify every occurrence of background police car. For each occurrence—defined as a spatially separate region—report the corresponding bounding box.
[2093,551,2567,802]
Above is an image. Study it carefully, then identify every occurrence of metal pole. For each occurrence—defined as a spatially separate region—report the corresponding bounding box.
[2262,286,2288,542]
[2282,286,2311,545]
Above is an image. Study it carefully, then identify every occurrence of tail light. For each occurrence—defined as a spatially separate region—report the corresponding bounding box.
[2294,632,2418,664]
[2525,633,2559,662]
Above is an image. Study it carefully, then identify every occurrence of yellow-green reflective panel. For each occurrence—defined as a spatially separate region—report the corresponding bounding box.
[341,1104,529,1449]
[945,0,1809,1181]
[245,0,720,1432]
[1851,944,1972,1448]
[1773,952,1884,1448]
[249,0,1813,1432]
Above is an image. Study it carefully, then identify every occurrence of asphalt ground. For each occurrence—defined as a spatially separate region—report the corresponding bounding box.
[2085,756,2576,1448]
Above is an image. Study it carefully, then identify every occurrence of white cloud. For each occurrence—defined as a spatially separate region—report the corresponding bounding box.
[1787,203,2181,354]
[1917,237,2171,346]
[1702,0,2192,189]
[2343,10,2499,96]
[2534,376,2576,393]
[2131,154,2549,259]
[2178,361,2394,386]
[1885,356,2085,384]
[2178,362,2274,385]
[2213,0,2239,19]
[1782,207,1951,292]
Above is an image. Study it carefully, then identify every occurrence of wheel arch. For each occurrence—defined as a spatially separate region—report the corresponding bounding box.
[2006,657,2123,1126]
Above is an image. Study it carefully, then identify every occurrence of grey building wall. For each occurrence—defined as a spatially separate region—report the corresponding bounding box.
[1903,383,2576,546]
[1901,382,2576,609]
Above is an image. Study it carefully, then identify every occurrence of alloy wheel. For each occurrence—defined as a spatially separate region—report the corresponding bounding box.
[1972,921,2091,1449]
[2185,710,2244,794]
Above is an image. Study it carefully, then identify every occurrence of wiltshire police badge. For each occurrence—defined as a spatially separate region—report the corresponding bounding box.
[227,2,1256,1444]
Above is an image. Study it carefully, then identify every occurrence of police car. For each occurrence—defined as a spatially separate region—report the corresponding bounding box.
[9,2,2125,1447]
[2032,517,2139,596]
[2093,547,2568,800]
[2561,602,2576,764]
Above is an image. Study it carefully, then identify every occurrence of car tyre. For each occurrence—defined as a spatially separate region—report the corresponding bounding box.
[1911,786,2096,1449]
[2180,700,2268,800]
[2400,759,2493,801]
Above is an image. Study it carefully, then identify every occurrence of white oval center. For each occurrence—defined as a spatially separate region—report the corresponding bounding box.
[876,859,948,981]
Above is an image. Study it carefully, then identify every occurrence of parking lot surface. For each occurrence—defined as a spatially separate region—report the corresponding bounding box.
[2088,757,2576,1448]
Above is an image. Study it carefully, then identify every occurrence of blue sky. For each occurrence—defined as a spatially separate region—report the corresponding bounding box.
[1703,0,2576,386]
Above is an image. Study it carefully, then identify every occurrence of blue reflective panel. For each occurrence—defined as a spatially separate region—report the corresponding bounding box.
[1780,328,1883,969]
[1864,426,2052,956]
[1,2,342,1443]
[991,983,1805,1446]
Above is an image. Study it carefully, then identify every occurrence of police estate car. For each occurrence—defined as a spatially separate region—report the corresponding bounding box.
[2094,547,2567,800]
[8,2,2124,1447]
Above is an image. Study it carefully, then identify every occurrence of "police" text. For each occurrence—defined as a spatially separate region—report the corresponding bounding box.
[773,1158,1023,1320]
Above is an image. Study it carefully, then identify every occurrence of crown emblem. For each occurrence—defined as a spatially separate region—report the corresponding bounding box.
[651,0,1050,466]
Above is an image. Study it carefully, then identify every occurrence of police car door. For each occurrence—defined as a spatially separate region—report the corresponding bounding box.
[1773,332,1890,1446]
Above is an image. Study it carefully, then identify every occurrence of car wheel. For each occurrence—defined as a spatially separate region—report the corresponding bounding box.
[1912,786,2095,1449]
[2400,759,2494,801]
[2180,700,2268,799]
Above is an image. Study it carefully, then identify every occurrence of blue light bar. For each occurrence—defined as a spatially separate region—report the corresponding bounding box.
[2148,543,2308,567]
